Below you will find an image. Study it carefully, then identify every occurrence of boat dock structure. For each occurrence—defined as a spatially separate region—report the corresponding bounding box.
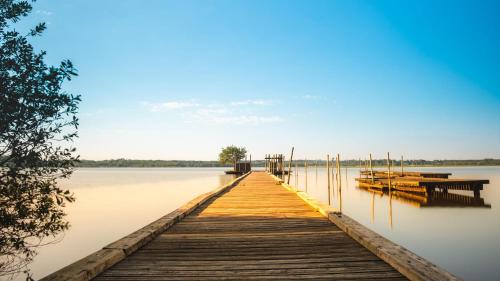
[357,170,489,197]
[42,171,459,281]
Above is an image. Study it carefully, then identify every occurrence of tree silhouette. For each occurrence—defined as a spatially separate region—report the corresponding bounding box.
[0,0,80,278]
[218,146,247,171]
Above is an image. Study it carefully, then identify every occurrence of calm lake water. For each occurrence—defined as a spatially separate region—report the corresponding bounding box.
[11,167,499,280]
[18,168,235,281]
[290,165,500,281]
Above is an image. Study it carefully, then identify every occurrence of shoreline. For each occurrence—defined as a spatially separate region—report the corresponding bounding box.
[73,165,500,168]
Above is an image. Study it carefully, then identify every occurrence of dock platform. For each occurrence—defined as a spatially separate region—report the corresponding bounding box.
[42,172,458,281]
[357,171,489,196]
[360,171,452,179]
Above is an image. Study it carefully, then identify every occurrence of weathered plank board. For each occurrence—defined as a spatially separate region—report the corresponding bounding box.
[93,172,407,281]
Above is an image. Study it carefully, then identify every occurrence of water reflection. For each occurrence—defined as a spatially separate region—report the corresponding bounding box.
[290,166,499,280]
[388,195,393,229]
[357,185,492,208]
[358,183,491,231]
[11,168,234,281]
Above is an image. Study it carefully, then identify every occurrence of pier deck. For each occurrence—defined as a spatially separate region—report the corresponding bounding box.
[94,172,405,280]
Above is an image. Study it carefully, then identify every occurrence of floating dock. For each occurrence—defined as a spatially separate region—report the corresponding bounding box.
[225,161,252,175]
[42,172,458,281]
[357,170,489,197]
[360,170,452,179]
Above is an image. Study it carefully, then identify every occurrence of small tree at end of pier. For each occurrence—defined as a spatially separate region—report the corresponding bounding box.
[219,146,247,171]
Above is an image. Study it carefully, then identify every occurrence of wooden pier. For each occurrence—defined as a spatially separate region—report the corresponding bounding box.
[264,154,290,176]
[42,172,458,281]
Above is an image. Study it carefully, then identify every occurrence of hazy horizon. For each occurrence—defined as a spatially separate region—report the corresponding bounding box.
[78,157,500,162]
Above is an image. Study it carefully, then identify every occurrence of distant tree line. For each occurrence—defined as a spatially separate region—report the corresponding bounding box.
[72,158,500,168]
[76,159,229,167]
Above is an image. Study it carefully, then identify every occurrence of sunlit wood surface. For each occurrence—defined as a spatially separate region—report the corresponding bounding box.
[94,172,406,280]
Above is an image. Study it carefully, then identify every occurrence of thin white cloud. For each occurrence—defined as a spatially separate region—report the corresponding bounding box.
[188,113,284,125]
[142,101,199,112]
[141,99,284,125]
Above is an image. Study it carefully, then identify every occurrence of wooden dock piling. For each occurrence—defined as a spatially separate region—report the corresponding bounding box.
[287,147,294,184]
[327,154,331,205]
[331,156,336,199]
[337,154,342,214]
[401,155,404,175]
[369,153,374,183]
[387,152,392,193]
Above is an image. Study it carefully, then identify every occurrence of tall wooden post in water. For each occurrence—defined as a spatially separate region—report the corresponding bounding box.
[369,153,374,183]
[337,154,342,214]
[276,154,279,175]
[387,152,392,193]
[332,157,336,198]
[268,154,273,173]
[279,154,282,178]
[389,195,393,229]
[272,154,275,174]
[401,155,404,175]
[273,154,280,175]
[271,154,273,173]
[269,154,272,173]
[287,147,294,184]
[268,154,271,172]
[327,154,331,205]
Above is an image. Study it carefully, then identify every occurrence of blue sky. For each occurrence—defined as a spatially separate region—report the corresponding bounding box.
[24,0,500,160]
